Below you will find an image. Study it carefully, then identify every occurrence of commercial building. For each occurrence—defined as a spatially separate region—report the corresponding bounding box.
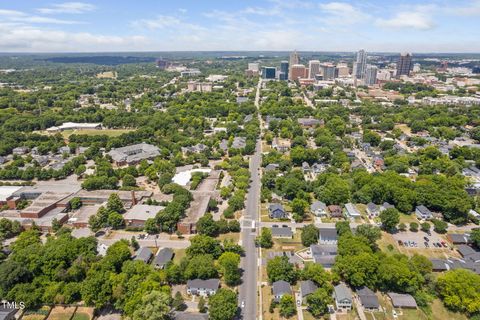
[279,60,289,80]
[108,143,161,166]
[123,204,164,228]
[262,67,276,80]
[187,81,213,92]
[290,64,306,81]
[396,53,413,77]
[308,60,321,79]
[46,122,102,132]
[365,65,378,86]
[248,63,259,72]
[320,64,336,80]
[289,50,300,80]
[336,63,350,77]
[353,49,367,79]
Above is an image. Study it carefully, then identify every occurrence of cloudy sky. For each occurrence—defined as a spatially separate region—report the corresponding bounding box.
[0,0,479,53]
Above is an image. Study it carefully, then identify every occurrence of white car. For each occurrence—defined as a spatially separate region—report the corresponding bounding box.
[241,301,245,308]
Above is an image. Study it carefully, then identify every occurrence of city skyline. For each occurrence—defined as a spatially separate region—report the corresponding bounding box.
[0,0,479,53]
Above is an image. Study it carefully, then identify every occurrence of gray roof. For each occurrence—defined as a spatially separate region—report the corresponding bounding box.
[187,278,220,291]
[153,248,174,267]
[300,280,318,297]
[430,259,449,271]
[388,292,417,308]
[271,226,293,237]
[416,205,432,215]
[134,247,153,263]
[108,143,160,164]
[357,287,379,309]
[173,312,208,320]
[448,233,470,244]
[367,202,379,213]
[311,244,338,256]
[457,244,477,257]
[0,306,17,320]
[311,201,327,212]
[269,203,285,214]
[334,283,352,302]
[319,228,338,239]
[232,137,247,149]
[265,163,280,171]
[272,280,291,296]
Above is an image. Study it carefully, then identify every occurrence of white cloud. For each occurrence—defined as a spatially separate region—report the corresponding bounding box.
[376,10,434,30]
[37,2,95,14]
[451,0,480,16]
[0,8,81,24]
[131,15,182,30]
[319,2,369,25]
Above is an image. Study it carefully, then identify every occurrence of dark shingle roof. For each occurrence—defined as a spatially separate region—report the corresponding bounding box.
[357,287,379,309]
[457,245,477,257]
[300,280,318,297]
[153,247,174,267]
[388,292,417,308]
[187,278,220,291]
[134,247,153,263]
[272,280,291,296]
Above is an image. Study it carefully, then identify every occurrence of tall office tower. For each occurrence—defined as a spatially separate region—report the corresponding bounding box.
[289,50,300,80]
[290,64,306,81]
[308,60,321,79]
[353,49,367,79]
[320,64,336,80]
[336,63,350,77]
[156,58,170,70]
[365,65,378,85]
[248,63,260,72]
[262,67,276,79]
[279,61,289,80]
[396,53,413,77]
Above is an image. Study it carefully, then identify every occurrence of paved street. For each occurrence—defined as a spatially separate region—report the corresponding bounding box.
[238,78,262,320]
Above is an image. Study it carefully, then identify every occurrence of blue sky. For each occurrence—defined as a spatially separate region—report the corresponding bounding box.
[0,0,479,52]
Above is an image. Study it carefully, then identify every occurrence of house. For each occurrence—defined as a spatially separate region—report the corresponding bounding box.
[318,228,338,244]
[272,137,291,152]
[447,233,471,244]
[310,244,337,268]
[181,144,208,155]
[457,244,477,258]
[271,226,293,238]
[186,279,220,297]
[328,205,343,218]
[265,115,281,129]
[12,146,29,155]
[415,205,433,220]
[357,287,379,311]
[300,280,318,303]
[366,202,380,217]
[134,247,153,263]
[333,283,353,310]
[297,117,323,128]
[231,137,247,149]
[124,204,164,228]
[268,203,287,219]
[302,162,311,173]
[344,203,361,218]
[387,292,417,308]
[265,163,280,171]
[311,163,327,174]
[311,201,327,216]
[272,280,292,302]
[219,139,229,152]
[380,202,395,212]
[430,258,450,271]
[152,247,174,269]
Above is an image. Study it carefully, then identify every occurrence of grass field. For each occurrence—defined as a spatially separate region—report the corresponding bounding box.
[71,313,90,320]
[47,306,76,320]
[173,248,186,264]
[60,128,135,138]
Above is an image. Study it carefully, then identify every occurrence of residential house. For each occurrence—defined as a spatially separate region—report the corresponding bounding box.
[366,202,380,217]
[152,247,174,269]
[300,280,318,303]
[357,287,379,311]
[12,146,29,155]
[265,115,281,129]
[311,163,327,174]
[318,228,338,244]
[333,283,353,311]
[268,203,287,219]
[265,163,280,171]
[344,203,361,218]
[181,144,208,155]
[272,280,292,302]
[310,244,337,268]
[415,205,433,220]
[380,202,395,212]
[310,201,327,216]
[297,117,323,128]
[232,137,247,149]
[328,205,343,218]
[272,137,291,152]
[271,226,293,238]
[302,162,311,173]
[387,292,417,308]
[447,233,471,244]
[134,247,153,263]
[186,279,220,297]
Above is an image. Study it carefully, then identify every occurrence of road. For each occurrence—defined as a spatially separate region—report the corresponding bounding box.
[238,78,262,320]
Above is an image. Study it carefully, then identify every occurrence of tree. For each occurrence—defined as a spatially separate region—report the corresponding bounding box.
[410,222,419,232]
[208,288,238,320]
[421,222,431,233]
[301,263,330,288]
[437,269,480,314]
[70,197,82,210]
[218,252,241,286]
[306,288,333,317]
[186,235,223,259]
[471,229,480,248]
[184,254,218,280]
[172,291,186,311]
[279,294,296,318]
[198,296,207,313]
[108,212,125,229]
[107,193,124,213]
[398,222,407,231]
[432,219,448,234]
[291,198,308,222]
[335,221,351,236]
[355,224,381,246]
[196,213,220,237]
[51,218,62,233]
[301,224,319,247]
[257,227,273,248]
[266,256,297,283]
[132,290,171,320]
[122,174,137,188]
[144,218,159,234]
[379,208,400,232]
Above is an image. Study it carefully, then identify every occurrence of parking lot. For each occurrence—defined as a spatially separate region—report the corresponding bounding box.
[392,230,449,249]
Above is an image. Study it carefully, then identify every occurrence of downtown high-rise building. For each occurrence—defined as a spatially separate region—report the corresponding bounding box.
[365,65,378,85]
[353,49,367,79]
[261,67,276,79]
[320,64,336,80]
[289,50,300,80]
[308,60,320,79]
[279,61,289,80]
[290,64,306,81]
[396,53,413,77]
[248,63,260,72]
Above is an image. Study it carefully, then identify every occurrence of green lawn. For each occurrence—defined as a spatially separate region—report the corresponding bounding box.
[60,128,135,138]
[72,313,91,320]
